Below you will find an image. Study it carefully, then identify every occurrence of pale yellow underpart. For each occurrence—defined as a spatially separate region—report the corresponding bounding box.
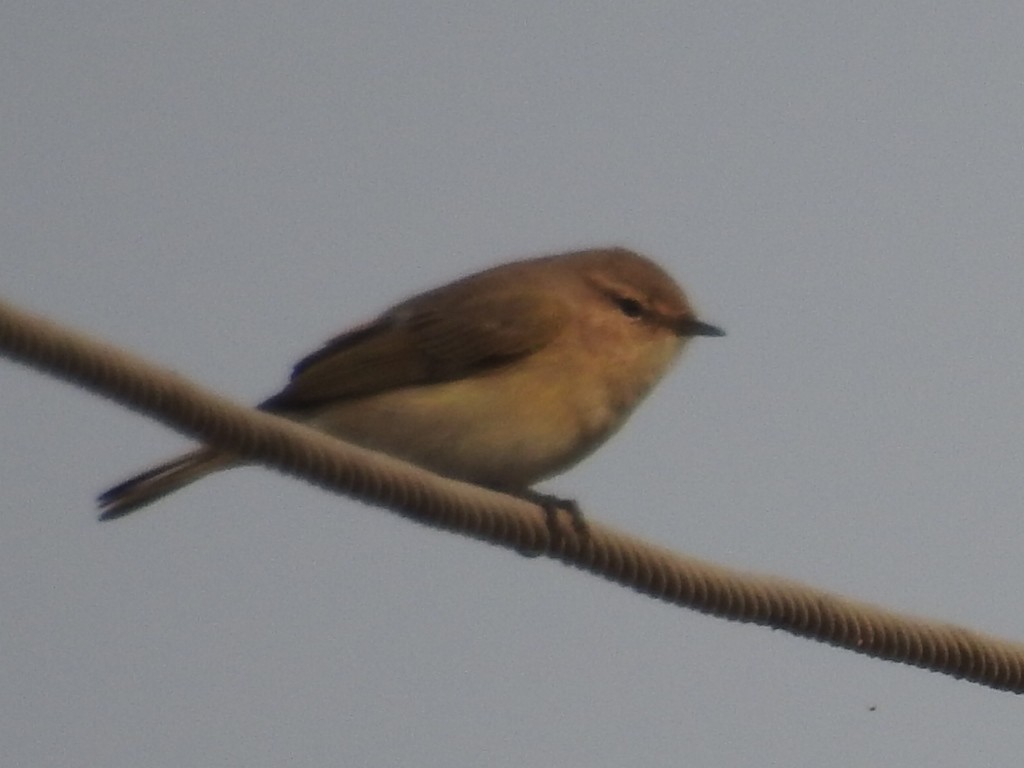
[306,330,685,489]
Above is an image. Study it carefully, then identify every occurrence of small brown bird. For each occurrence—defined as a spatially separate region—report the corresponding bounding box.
[98,247,723,520]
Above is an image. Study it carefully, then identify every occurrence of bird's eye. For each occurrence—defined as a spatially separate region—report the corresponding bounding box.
[614,296,644,319]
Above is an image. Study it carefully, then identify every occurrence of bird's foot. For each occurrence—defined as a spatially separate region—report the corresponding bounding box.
[515,490,588,556]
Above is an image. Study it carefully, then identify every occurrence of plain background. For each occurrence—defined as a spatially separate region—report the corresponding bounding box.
[4,2,1024,765]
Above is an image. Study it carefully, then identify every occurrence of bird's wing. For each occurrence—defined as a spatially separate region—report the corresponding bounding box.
[260,287,567,411]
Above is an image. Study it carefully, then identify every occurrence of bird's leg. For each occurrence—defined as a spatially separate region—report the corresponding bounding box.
[516,489,588,555]
[525,490,587,533]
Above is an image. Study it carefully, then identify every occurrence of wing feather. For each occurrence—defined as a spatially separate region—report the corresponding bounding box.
[261,285,567,412]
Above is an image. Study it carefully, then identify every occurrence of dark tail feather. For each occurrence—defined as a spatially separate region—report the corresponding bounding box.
[97,448,234,521]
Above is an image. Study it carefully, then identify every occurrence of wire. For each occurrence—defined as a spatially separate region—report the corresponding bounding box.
[2,295,1022,693]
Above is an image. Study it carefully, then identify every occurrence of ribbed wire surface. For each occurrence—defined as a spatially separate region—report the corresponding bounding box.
[2,296,1022,694]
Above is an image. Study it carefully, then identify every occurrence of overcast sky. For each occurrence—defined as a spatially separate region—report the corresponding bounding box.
[4,2,1024,766]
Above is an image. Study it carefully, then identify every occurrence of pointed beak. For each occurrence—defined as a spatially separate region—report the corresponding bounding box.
[675,317,725,338]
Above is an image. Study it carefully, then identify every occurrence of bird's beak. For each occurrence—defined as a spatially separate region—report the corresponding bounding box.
[675,317,726,338]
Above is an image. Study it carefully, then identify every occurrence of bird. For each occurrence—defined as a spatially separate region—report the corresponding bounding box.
[98,246,723,521]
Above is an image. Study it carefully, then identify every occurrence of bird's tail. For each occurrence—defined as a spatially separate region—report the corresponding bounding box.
[97,448,235,521]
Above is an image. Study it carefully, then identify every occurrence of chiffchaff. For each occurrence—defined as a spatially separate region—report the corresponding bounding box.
[98,247,723,520]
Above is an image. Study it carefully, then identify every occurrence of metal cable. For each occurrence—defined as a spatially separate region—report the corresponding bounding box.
[2,296,1022,693]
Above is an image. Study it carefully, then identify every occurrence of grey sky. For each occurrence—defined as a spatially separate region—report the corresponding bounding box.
[4,2,1024,765]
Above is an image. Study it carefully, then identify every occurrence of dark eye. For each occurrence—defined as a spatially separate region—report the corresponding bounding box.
[614,296,644,318]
